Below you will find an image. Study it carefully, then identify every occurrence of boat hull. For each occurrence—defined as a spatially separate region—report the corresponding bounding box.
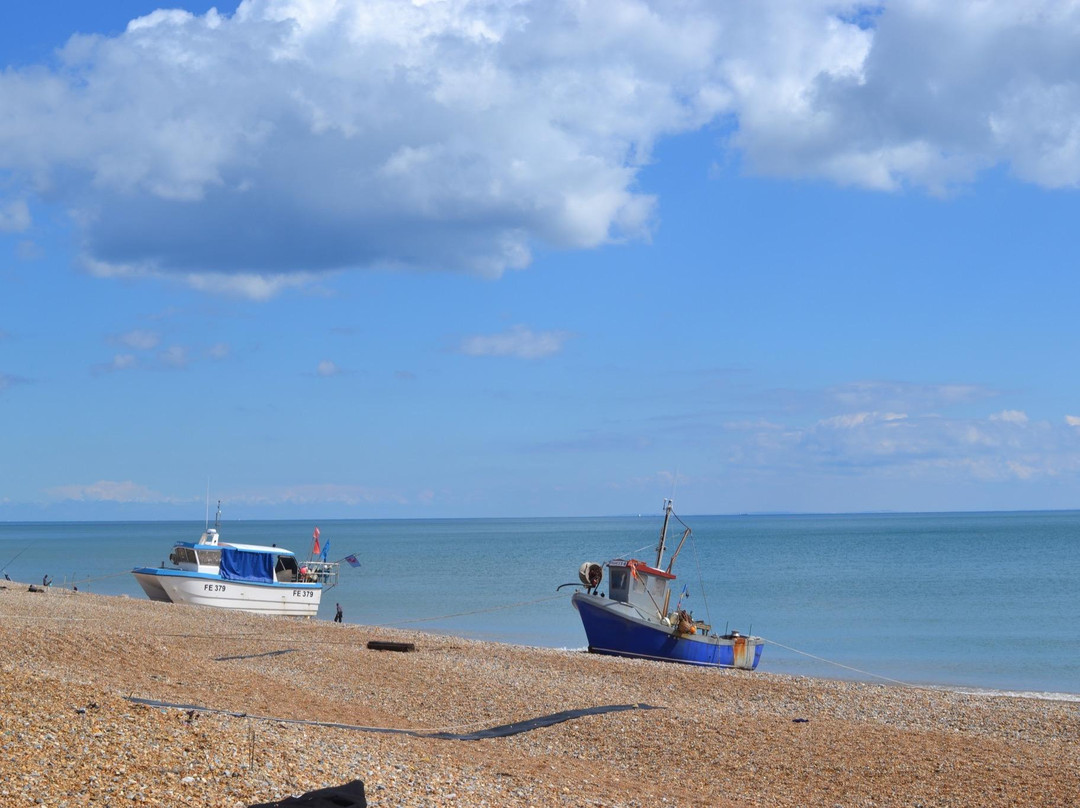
[132,568,322,617]
[572,592,763,669]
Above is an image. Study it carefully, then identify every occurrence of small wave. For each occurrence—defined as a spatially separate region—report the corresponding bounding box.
[946,686,1080,703]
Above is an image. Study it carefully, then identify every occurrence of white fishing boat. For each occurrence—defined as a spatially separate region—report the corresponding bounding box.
[131,503,338,617]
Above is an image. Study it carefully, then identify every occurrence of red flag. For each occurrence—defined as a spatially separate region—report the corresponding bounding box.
[312,526,321,557]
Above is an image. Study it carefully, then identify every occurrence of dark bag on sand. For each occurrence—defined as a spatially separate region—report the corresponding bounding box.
[248,779,366,807]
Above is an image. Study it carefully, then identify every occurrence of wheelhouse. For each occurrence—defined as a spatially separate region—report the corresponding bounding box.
[607,559,675,616]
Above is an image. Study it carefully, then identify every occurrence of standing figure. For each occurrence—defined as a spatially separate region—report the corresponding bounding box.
[334,603,343,623]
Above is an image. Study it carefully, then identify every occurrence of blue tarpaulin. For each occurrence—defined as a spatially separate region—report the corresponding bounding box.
[219,548,274,583]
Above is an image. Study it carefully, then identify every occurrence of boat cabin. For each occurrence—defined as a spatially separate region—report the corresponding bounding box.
[167,538,305,584]
[607,559,675,617]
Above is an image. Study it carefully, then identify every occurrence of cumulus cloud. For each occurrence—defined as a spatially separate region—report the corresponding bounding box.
[0,199,30,233]
[990,409,1029,424]
[458,324,572,359]
[93,353,138,374]
[112,329,160,351]
[316,359,340,376]
[158,345,189,368]
[3,1,1080,296]
[724,405,1080,482]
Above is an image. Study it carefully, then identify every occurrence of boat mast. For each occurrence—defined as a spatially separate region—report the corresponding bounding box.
[214,500,221,531]
[655,498,673,568]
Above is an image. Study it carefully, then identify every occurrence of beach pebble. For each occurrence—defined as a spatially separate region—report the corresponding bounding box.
[0,585,1075,806]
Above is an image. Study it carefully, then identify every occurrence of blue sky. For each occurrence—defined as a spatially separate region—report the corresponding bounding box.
[4,0,1080,520]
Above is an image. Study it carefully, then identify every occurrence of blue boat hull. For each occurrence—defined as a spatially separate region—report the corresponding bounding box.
[572,593,763,669]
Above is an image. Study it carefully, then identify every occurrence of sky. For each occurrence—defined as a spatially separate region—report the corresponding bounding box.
[4,0,1080,520]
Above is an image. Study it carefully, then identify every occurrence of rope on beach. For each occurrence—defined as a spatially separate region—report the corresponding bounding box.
[125,697,661,739]
[760,636,931,690]
[377,592,572,628]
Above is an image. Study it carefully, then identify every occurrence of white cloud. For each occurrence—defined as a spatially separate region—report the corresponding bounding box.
[0,199,30,233]
[2,1,1080,297]
[47,480,166,502]
[16,240,42,260]
[316,359,340,376]
[819,411,908,429]
[93,353,138,374]
[112,329,160,351]
[229,483,409,506]
[458,324,572,359]
[158,345,188,368]
[990,409,1029,424]
[728,405,1080,482]
[207,342,230,359]
[827,381,996,413]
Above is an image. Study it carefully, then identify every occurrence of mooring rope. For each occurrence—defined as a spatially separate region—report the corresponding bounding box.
[759,635,928,689]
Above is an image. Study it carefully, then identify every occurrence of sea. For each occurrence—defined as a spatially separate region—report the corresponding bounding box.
[2,510,1078,699]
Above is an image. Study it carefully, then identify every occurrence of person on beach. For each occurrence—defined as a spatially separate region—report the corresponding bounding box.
[334,603,343,623]
[42,574,51,587]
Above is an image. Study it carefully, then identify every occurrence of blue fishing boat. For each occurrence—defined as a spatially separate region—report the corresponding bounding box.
[570,500,763,669]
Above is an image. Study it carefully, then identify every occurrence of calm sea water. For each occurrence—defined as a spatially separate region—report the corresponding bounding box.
[2,511,1077,697]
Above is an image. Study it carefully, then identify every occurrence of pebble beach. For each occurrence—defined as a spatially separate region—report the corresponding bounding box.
[1,584,1077,807]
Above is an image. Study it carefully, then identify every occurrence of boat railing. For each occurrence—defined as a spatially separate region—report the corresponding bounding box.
[300,560,340,588]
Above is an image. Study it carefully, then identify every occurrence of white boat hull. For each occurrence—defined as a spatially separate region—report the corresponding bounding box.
[132,569,322,617]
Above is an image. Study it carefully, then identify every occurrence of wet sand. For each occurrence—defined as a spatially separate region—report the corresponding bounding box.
[1,584,1076,807]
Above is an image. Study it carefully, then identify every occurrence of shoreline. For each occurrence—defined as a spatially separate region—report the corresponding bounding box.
[2,584,1077,806]
[12,578,1080,702]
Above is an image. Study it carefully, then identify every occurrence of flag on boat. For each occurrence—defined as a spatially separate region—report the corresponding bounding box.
[344,554,361,568]
[680,584,690,598]
[321,540,330,562]
[311,526,321,558]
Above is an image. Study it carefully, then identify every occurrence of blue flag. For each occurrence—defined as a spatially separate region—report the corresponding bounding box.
[321,539,330,561]
[344,554,361,568]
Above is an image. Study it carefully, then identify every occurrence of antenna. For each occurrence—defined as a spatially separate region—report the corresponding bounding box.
[205,478,210,529]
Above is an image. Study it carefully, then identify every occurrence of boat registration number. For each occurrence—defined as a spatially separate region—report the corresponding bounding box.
[292,589,314,598]
[204,584,226,592]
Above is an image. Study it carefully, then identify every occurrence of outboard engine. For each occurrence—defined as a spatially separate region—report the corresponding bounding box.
[578,561,603,590]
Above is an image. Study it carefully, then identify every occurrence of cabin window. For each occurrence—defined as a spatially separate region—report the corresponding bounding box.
[646,576,667,602]
[172,547,198,565]
[275,555,299,582]
[196,549,221,567]
[608,567,629,600]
